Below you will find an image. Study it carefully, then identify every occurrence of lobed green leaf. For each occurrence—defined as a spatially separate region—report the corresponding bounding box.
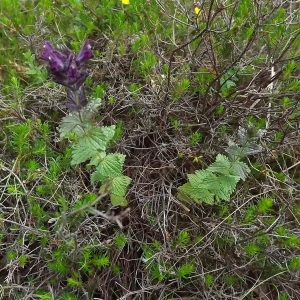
[91,153,126,183]
[231,160,250,181]
[71,126,116,165]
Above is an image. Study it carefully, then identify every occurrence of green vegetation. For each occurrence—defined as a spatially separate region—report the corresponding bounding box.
[1,0,300,299]
[178,154,250,204]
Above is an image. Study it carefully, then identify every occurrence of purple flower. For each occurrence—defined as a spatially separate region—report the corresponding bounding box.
[40,40,94,111]
[76,40,94,63]
[40,42,67,72]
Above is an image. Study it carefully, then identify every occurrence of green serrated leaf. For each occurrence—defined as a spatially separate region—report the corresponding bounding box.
[79,98,102,120]
[110,176,131,197]
[216,175,240,195]
[91,153,126,183]
[178,183,214,204]
[178,153,248,205]
[231,160,250,181]
[207,154,232,175]
[58,113,85,138]
[71,126,116,165]
[199,172,221,190]
[76,126,115,151]
[71,143,99,165]
[214,188,231,201]
[188,169,214,186]
[177,187,197,203]
[89,152,107,166]
[227,142,263,158]
[59,99,103,138]
[226,144,245,159]
[110,194,128,206]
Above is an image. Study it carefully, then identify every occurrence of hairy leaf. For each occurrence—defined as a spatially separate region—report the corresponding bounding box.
[71,126,115,165]
[110,175,131,197]
[66,86,88,112]
[71,143,100,165]
[178,183,215,204]
[209,174,239,201]
[79,97,102,120]
[215,175,239,195]
[178,153,250,205]
[59,98,103,137]
[231,160,250,181]
[110,194,128,206]
[177,188,197,204]
[58,113,85,137]
[76,126,115,149]
[91,153,126,183]
[227,142,263,158]
[188,170,216,188]
[197,171,221,190]
[206,154,232,175]
[89,151,107,166]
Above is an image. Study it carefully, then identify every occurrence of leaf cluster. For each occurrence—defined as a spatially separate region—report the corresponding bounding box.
[178,154,250,204]
[58,100,131,206]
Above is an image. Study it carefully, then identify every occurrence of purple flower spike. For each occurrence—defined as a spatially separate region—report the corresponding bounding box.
[76,40,94,63]
[40,40,94,111]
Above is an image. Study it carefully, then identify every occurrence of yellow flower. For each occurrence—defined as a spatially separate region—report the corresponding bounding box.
[194,7,201,15]
[122,0,130,4]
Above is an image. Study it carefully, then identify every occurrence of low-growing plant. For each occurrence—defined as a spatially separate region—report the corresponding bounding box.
[204,273,215,287]
[174,230,190,247]
[178,153,250,204]
[23,51,47,84]
[40,40,131,206]
[114,233,127,248]
[189,131,203,145]
[176,262,195,280]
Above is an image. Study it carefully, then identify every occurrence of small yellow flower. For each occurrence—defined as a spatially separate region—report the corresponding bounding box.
[194,7,201,15]
[122,0,130,4]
